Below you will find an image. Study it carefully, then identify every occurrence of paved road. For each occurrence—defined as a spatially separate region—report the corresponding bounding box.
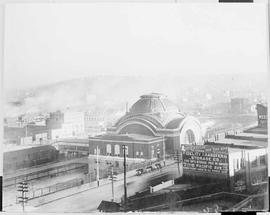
[32,164,179,213]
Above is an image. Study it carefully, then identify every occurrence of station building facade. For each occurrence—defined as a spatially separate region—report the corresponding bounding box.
[87,93,203,160]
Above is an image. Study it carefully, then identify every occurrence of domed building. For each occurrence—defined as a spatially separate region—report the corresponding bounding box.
[89,93,203,160]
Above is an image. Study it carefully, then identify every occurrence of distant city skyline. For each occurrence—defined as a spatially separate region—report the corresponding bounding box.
[4,3,268,90]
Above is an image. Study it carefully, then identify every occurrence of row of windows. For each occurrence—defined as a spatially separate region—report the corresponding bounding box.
[105,144,123,155]
[59,143,160,158]
[85,117,105,121]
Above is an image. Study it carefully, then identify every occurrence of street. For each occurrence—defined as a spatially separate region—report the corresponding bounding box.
[31,163,179,212]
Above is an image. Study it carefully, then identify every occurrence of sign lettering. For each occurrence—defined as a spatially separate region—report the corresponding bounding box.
[182,145,229,175]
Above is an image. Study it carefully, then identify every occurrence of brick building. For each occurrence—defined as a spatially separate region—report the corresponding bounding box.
[88,93,203,159]
[89,134,164,160]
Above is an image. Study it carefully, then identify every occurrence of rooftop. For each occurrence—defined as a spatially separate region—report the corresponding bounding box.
[129,93,180,115]
[91,133,162,142]
[207,138,267,148]
[226,132,267,142]
[244,126,268,135]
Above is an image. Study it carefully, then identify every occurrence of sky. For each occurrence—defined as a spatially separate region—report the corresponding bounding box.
[4,3,269,90]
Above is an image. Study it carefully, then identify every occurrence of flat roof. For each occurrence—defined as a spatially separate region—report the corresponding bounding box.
[244,126,267,135]
[57,138,89,144]
[226,133,268,142]
[3,144,46,152]
[231,132,267,139]
[210,138,267,148]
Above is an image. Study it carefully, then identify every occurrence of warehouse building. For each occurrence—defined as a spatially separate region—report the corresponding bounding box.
[182,106,268,194]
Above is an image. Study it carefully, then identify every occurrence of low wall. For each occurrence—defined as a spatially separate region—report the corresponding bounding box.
[150,180,174,193]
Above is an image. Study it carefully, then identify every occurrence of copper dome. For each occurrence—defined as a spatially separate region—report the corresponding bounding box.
[129,93,179,114]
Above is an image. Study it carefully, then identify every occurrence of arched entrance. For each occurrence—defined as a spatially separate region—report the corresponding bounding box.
[179,118,203,145]
[184,129,196,144]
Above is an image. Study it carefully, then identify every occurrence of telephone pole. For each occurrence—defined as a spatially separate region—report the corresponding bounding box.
[109,165,116,202]
[96,145,100,187]
[122,145,127,211]
[163,136,166,166]
[17,181,29,212]
[174,150,181,176]
[107,161,117,202]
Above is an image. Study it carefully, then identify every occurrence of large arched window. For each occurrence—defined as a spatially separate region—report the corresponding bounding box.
[115,145,120,156]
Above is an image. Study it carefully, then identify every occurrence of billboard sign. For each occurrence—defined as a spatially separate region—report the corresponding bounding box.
[182,145,229,175]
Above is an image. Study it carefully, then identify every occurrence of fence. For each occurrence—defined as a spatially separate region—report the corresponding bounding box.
[5,163,87,187]
[23,178,84,200]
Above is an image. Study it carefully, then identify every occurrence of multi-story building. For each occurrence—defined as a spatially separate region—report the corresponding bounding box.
[4,124,49,145]
[256,104,267,128]
[50,111,85,139]
[46,110,64,130]
[84,110,106,137]
[4,117,24,128]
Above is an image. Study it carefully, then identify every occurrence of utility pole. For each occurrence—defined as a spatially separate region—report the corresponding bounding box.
[175,150,181,176]
[163,136,166,166]
[25,124,28,137]
[111,166,114,201]
[109,165,117,202]
[96,145,100,187]
[106,161,117,202]
[17,181,29,212]
[123,145,127,211]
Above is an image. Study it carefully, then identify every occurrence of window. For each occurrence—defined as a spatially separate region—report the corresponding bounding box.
[115,145,120,156]
[106,144,111,154]
[141,151,143,156]
[259,155,266,166]
[94,148,100,155]
[136,151,139,156]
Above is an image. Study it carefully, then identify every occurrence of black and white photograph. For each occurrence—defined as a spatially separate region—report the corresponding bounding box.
[1,1,269,213]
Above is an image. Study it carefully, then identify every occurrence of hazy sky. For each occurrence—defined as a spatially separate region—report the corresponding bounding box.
[4,3,268,90]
